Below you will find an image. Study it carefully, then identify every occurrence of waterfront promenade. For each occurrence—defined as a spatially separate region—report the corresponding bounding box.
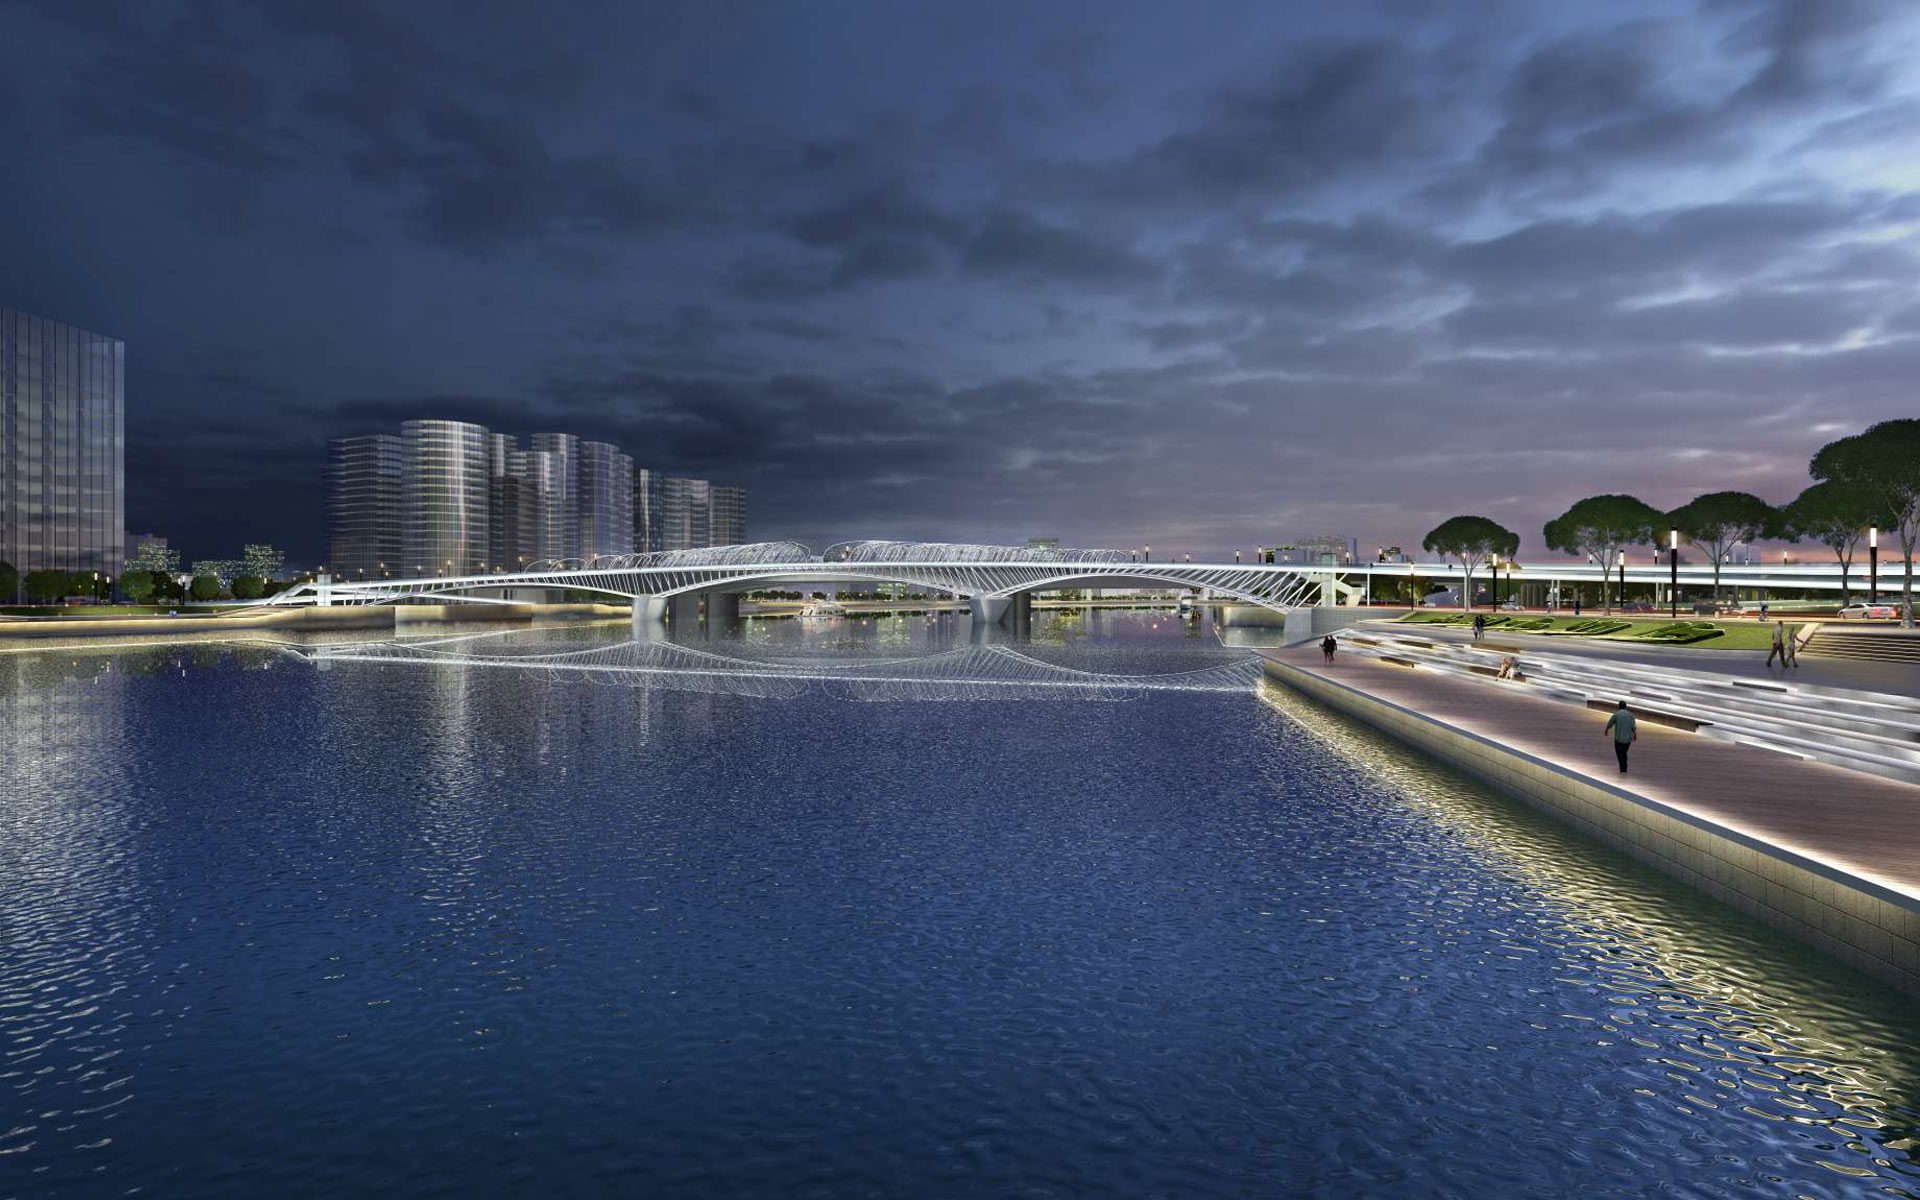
[1262,640,1920,995]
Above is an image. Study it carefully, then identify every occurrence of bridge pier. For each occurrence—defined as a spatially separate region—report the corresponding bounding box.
[669,593,701,629]
[707,592,740,627]
[633,595,668,627]
[968,595,1012,626]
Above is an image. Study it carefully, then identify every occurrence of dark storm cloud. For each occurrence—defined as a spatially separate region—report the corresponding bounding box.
[961,210,1160,287]
[5,0,1920,561]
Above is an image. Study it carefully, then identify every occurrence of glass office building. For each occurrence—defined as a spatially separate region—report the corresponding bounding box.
[326,434,404,579]
[1,309,125,578]
[402,420,490,576]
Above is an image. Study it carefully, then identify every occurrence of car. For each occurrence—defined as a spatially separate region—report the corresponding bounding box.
[1838,603,1898,619]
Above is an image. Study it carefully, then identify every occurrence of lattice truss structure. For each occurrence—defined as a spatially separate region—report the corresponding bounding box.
[299,634,1264,703]
[269,541,1353,614]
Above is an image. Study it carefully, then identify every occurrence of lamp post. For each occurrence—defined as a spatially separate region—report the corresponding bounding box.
[1870,526,1879,603]
[1234,549,1241,564]
[1668,528,1678,619]
[1144,545,1150,563]
[1490,556,1500,609]
[1617,549,1626,613]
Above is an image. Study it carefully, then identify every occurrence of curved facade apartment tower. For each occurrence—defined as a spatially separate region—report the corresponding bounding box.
[402,419,490,576]
[1,309,125,578]
[577,440,633,559]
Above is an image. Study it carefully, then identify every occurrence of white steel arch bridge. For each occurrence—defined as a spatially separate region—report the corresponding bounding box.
[267,540,1360,624]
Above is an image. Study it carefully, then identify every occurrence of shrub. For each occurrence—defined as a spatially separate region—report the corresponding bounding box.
[23,568,72,603]
[1630,622,1725,644]
[230,575,265,600]
[189,575,222,602]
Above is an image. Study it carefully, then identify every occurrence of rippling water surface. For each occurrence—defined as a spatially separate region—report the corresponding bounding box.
[3,609,1917,1198]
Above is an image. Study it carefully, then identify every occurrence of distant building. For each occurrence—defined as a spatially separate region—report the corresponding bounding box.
[1,309,125,576]
[328,420,741,574]
[1376,545,1408,564]
[711,485,747,546]
[1026,537,1060,552]
[327,434,404,579]
[577,440,634,559]
[127,532,167,554]
[402,419,490,576]
[1272,534,1358,566]
[529,433,580,561]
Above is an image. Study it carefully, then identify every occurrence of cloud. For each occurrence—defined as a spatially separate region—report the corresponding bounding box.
[961,210,1160,287]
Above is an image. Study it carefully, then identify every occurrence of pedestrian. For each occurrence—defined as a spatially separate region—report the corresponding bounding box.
[1321,634,1337,663]
[1573,595,1582,617]
[1472,612,1486,642]
[1760,600,1769,620]
[1767,620,1788,669]
[1784,623,1799,669]
[1603,700,1637,774]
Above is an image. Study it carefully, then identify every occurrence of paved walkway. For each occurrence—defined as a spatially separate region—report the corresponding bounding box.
[1390,621,1920,698]
[1263,643,1920,904]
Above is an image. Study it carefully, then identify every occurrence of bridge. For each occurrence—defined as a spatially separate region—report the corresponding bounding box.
[265,539,1904,627]
[268,541,1362,626]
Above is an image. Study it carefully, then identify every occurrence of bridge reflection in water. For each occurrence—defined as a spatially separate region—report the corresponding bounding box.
[299,632,1263,703]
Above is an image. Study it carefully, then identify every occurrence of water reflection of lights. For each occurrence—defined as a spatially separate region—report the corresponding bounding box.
[1260,681,1920,1185]
[295,637,1263,703]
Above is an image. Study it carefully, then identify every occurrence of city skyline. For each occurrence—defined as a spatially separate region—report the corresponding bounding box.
[6,1,1920,564]
[328,416,747,578]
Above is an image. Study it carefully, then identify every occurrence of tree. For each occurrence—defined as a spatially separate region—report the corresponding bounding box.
[1812,420,1920,628]
[1669,491,1776,607]
[1781,481,1883,607]
[23,569,72,604]
[230,575,265,600]
[0,561,15,604]
[241,544,284,581]
[1542,494,1664,612]
[1422,515,1519,610]
[120,570,156,604]
[189,575,223,602]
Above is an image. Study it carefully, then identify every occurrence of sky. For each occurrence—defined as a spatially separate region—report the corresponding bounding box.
[5,0,1920,566]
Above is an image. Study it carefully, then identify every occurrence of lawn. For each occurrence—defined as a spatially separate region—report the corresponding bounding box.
[1396,610,1792,650]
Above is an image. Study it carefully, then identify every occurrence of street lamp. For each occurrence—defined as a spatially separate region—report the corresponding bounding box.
[1668,528,1678,619]
[1235,549,1241,564]
[1144,545,1151,563]
[1616,549,1626,614]
[1870,526,1879,603]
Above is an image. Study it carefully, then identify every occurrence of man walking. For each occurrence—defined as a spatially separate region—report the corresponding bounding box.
[1603,701,1637,774]
[1321,634,1337,663]
[1767,621,1790,669]
[1472,612,1486,642]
